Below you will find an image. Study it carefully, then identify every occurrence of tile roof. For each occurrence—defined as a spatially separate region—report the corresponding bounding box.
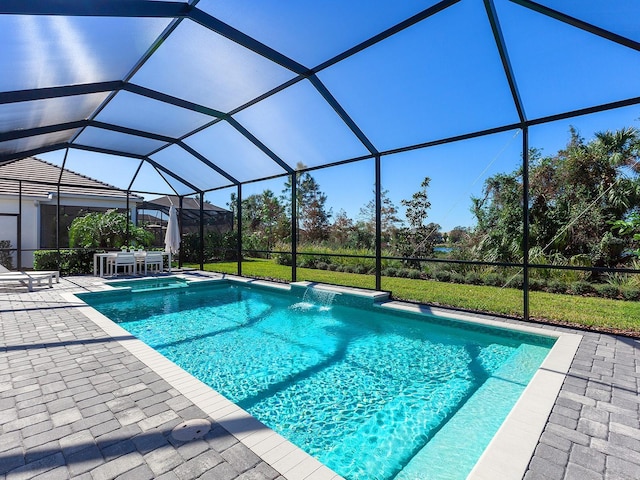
[0,157,141,200]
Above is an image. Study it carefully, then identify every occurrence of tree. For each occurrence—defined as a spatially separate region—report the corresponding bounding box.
[349,221,376,250]
[471,172,523,262]
[611,211,640,258]
[392,177,440,263]
[402,177,431,229]
[470,126,640,267]
[302,194,331,242]
[260,190,288,250]
[330,209,354,246]
[227,192,238,219]
[69,210,152,249]
[282,162,331,243]
[358,188,401,247]
[448,226,470,244]
[530,127,639,266]
[233,190,288,254]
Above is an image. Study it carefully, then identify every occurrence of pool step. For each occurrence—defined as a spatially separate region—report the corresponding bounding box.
[130,283,189,293]
[395,345,537,479]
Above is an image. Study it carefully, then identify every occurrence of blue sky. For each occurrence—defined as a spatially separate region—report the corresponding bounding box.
[28,0,640,231]
[199,106,640,231]
[39,105,640,232]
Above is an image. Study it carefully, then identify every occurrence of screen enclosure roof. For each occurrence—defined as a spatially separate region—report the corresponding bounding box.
[1,0,639,196]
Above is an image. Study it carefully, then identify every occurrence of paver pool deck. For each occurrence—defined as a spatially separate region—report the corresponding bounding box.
[1,273,639,480]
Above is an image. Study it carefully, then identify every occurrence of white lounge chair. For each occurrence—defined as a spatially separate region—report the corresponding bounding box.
[0,271,34,291]
[25,271,57,288]
[0,265,59,291]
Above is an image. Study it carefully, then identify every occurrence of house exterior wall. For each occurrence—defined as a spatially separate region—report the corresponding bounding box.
[0,196,39,269]
[0,193,140,269]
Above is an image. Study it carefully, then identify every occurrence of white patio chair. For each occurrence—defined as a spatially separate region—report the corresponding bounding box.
[134,249,146,271]
[144,252,164,275]
[108,252,136,276]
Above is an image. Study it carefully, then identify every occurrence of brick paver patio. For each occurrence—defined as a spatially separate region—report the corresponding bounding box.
[0,274,638,479]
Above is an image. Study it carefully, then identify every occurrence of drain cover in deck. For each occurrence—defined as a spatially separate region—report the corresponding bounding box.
[171,419,211,441]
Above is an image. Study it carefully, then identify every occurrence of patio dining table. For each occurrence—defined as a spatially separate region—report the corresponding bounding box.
[93,251,170,277]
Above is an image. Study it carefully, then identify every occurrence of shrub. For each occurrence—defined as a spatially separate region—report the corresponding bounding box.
[504,274,524,289]
[353,264,368,274]
[327,264,338,271]
[621,286,640,301]
[273,252,292,266]
[408,269,422,279]
[295,244,371,270]
[382,267,398,277]
[434,270,451,282]
[605,271,640,289]
[524,278,542,291]
[449,272,465,284]
[482,273,504,287]
[316,261,329,270]
[33,250,58,271]
[181,231,238,263]
[422,269,435,280]
[33,249,97,275]
[594,283,619,299]
[381,256,403,270]
[464,272,483,285]
[570,281,594,296]
[298,255,317,268]
[546,280,567,294]
[397,268,412,278]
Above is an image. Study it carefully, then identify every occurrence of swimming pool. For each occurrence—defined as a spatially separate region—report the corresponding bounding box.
[78,279,556,480]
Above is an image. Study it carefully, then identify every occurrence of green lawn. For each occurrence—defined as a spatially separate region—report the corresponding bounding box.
[187,258,640,335]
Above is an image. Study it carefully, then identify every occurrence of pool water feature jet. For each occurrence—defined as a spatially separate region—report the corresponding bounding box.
[291,286,338,311]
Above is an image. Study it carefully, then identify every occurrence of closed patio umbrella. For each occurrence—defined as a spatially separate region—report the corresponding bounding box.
[164,205,180,272]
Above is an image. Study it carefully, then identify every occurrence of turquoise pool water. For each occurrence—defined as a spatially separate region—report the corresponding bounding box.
[79,282,554,480]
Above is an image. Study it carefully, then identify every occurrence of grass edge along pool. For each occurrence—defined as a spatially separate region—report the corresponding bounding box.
[77,277,576,480]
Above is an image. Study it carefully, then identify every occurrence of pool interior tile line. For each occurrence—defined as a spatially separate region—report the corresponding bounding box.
[64,289,343,480]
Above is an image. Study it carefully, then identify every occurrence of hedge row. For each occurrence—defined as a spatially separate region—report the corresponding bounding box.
[308,262,640,301]
[33,249,97,275]
[31,246,639,301]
